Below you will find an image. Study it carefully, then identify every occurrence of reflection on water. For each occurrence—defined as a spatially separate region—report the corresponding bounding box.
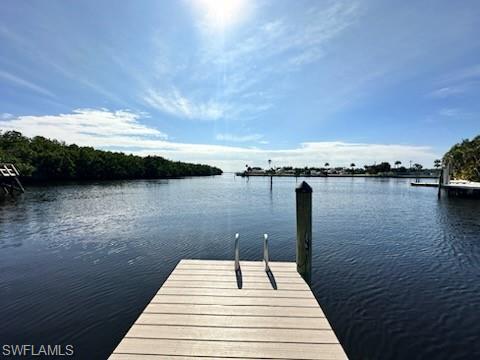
[1,175,479,359]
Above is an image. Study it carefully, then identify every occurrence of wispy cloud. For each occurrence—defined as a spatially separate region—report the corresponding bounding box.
[0,70,55,98]
[429,64,480,98]
[428,86,466,98]
[437,108,472,118]
[144,88,228,121]
[203,2,360,69]
[438,108,461,117]
[146,1,362,122]
[216,133,265,143]
[0,25,123,104]
[440,64,480,84]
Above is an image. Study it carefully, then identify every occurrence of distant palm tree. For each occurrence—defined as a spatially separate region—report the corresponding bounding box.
[268,159,272,169]
[395,160,401,169]
[413,163,423,171]
[324,162,329,168]
[350,163,355,175]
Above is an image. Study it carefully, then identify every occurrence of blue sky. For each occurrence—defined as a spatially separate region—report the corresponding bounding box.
[0,0,479,171]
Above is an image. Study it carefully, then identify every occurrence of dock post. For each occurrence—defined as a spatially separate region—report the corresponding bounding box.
[437,167,443,198]
[234,233,240,271]
[296,181,312,285]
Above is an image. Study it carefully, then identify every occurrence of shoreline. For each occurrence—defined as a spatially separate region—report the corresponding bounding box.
[235,173,439,179]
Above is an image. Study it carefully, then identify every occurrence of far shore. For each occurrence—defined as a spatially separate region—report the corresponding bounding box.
[235,173,439,179]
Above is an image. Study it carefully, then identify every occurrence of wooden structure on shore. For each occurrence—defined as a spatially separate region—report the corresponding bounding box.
[411,163,480,197]
[109,182,348,359]
[0,163,24,195]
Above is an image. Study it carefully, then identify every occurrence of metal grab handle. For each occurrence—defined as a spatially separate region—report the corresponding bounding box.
[234,233,240,271]
[263,234,270,272]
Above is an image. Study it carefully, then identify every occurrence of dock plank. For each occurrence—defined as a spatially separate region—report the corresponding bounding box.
[112,338,346,359]
[109,260,347,360]
[172,269,301,278]
[163,279,310,290]
[168,273,305,283]
[124,324,339,343]
[152,294,318,307]
[180,259,297,268]
[136,313,331,329]
[158,287,312,298]
[143,303,325,317]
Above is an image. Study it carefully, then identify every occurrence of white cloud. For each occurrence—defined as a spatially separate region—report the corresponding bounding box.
[0,109,438,171]
[0,109,167,147]
[144,88,228,121]
[134,141,437,172]
[216,133,264,142]
[0,70,55,98]
[1,113,13,120]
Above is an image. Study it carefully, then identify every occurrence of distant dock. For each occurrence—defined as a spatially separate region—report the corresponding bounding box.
[410,163,480,198]
[411,182,438,187]
[108,259,347,360]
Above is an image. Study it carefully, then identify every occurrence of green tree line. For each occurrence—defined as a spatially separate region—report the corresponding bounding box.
[443,135,480,182]
[0,131,222,180]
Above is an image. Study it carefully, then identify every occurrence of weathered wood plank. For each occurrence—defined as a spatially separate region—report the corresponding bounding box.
[168,273,305,284]
[173,269,302,278]
[112,338,347,359]
[143,303,325,317]
[110,355,263,360]
[136,313,330,329]
[124,324,339,343]
[164,279,310,291]
[152,294,318,307]
[176,263,298,273]
[158,287,312,298]
[180,259,297,268]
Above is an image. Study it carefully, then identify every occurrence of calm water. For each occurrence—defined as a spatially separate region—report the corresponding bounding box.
[1,175,479,359]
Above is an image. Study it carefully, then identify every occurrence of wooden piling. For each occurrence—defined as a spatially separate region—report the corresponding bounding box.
[296,181,312,285]
[437,168,443,198]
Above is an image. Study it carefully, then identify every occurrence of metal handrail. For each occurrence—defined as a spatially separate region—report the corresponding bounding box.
[0,163,19,177]
[9,164,20,176]
[234,233,240,271]
[263,233,270,272]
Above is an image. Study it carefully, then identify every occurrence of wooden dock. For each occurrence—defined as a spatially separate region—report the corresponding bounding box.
[109,259,348,360]
[410,182,438,187]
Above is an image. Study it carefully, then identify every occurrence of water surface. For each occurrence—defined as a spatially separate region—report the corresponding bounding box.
[1,175,479,359]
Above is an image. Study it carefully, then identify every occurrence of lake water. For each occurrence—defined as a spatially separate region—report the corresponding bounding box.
[1,175,479,359]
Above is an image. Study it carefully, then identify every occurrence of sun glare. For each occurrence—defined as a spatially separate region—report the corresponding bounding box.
[194,0,248,31]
